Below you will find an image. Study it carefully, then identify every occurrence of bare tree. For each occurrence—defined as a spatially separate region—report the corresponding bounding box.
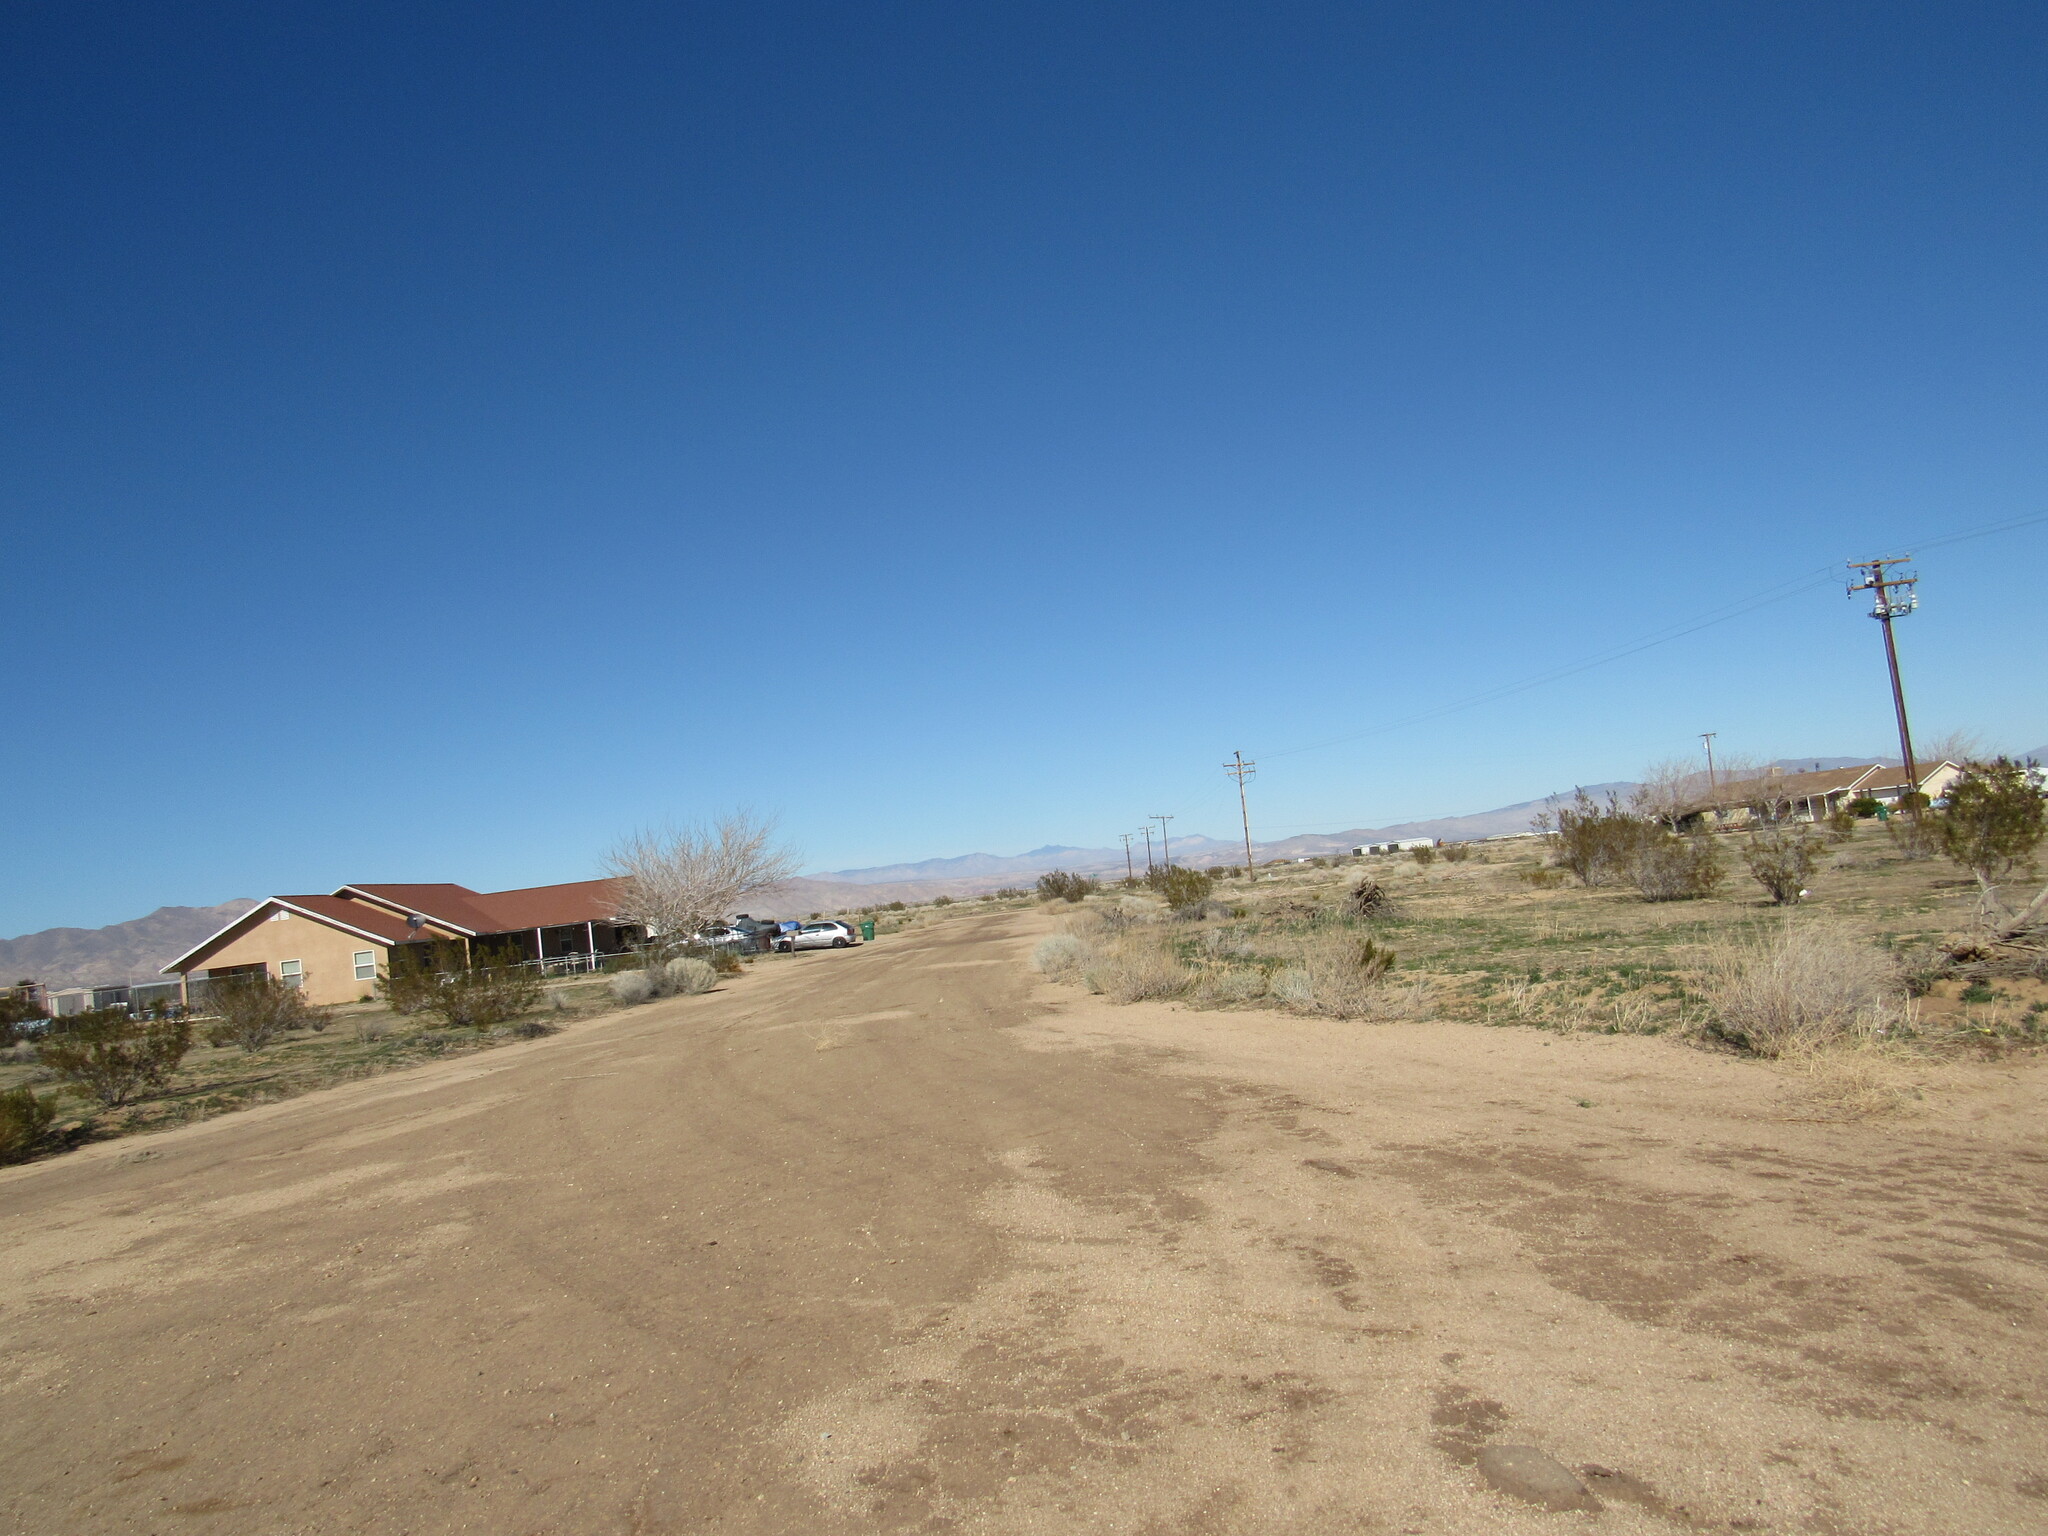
[604,813,801,961]
[1633,757,1712,830]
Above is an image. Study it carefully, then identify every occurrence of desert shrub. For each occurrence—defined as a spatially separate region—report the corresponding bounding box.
[1148,865,1215,911]
[1517,866,1565,889]
[932,895,953,907]
[1409,845,1436,866]
[1886,817,1940,861]
[886,900,907,911]
[1847,796,1883,819]
[1745,827,1821,905]
[1037,870,1098,903]
[1825,808,1858,842]
[36,1009,192,1108]
[610,971,655,1004]
[1439,843,1471,863]
[1193,968,1270,1007]
[205,973,328,1053]
[993,887,1029,899]
[663,957,718,995]
[1081,942,1192,1003]
[0,1085,58,1164]
[1550,791,1662,887]
[1345,879,1395,918]
[1031,933,1089,979]
[1933,757,2046,901]
[1632,833,1725,901]
[380,943,542,1030]
[1698,922,1903,1057]
[1270,932,1396,1020]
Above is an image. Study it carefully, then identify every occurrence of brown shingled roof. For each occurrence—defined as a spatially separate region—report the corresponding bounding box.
[336,880,624,935]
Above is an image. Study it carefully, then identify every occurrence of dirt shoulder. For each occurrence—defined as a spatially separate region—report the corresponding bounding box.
[3,909,2044,1534]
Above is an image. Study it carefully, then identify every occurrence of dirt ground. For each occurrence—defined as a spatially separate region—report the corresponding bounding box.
[3,907,2044,1534]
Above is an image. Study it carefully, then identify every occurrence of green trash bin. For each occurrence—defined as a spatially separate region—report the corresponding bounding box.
[859,920,876,942]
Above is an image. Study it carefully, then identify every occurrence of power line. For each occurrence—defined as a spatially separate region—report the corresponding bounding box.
[1263,507,2048,763]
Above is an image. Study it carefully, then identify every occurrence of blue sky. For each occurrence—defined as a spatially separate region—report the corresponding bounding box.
[5,2,2046,934]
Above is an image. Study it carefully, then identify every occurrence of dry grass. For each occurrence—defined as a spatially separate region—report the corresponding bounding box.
[1081,941,1193,1004]
[1697,919,1905,1058]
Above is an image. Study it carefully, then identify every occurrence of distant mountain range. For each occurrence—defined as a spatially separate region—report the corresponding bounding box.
[0,901,257,991]
[14,746,2041,985]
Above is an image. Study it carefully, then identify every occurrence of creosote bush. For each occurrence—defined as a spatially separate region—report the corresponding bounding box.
[1037,869,1098,903]
[36,1008,193,1108]
[1147,864,1215,911]
[1745,827,1821,906]
[1547,790,1663,887]
[378,942,543,1030]
[1934,757,2047,908]
[205,973,329,1053]
[0,1084,58,1164]
[1409,844,1436,866]
[1632,833,1725,902]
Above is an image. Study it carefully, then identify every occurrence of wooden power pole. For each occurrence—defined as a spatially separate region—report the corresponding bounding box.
[1847,556,1923,818]
[1225,751,1257,880]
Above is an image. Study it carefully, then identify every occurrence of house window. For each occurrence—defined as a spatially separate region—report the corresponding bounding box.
[280,959,304,989]
[353,951,376,982]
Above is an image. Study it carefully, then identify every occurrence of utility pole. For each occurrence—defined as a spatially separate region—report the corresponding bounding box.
[1700,732,1718,815]
[1118,832,1136,882]
[1847,556,1923,818]
[1224,751,1257,880]
[1141,825,1155,874]
[1152,814,1174,872]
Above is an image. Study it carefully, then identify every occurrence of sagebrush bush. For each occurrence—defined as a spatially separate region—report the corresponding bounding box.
[609,971,655,1004]
[1082,942,1191,1003]
[0,1085,57,1164]
[664,957,718,995]
[1270,930,1395,1020]
[1699,922,1902,1057]
[1031,934,1088,978]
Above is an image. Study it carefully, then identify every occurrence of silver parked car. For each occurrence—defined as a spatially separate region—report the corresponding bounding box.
[775,920,859,952]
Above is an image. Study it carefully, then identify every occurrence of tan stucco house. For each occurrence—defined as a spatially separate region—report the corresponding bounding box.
[1677,761,1961,832]
[163,880,641,1008]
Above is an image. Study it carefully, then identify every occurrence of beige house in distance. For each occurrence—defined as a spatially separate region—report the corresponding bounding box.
[164,880,642,1009]
[1676,761,1961,832]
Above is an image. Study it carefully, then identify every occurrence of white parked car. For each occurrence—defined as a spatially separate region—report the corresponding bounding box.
[775,921,859,952]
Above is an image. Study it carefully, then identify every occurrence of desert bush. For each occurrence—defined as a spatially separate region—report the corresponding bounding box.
[1516,866,1565,889]
[663,957,718,995]
[1037,869,1098,903]
[1825,808,1858,842]
[205,973,328,1053]
[1631,833,1725,901]
[886,900,907,911]
[36,1008,192,1108]
[610,971,655,1004]
[932,895,953,906]
[1698,922,1903,1057]
[1439,843,1471,863]
[1270,932,1396,1020]
[1886,817,1940,861]
[1847,795,1882,819]
[1031,933,1089,979]
[1081,942,1192,1003]
[380,943,543,1029]
[1933,757,2046,909]
[1549,790,1662,887]
[1409,844,1436,866]
[1148,865,1215,911]
[1345,879,1395,918]
[1745,827,1821,905]
[0,1085,57,1164]
[1193,968,1270,1007]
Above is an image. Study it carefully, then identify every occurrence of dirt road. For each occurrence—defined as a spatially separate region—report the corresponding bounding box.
[4,910,2045,1533]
